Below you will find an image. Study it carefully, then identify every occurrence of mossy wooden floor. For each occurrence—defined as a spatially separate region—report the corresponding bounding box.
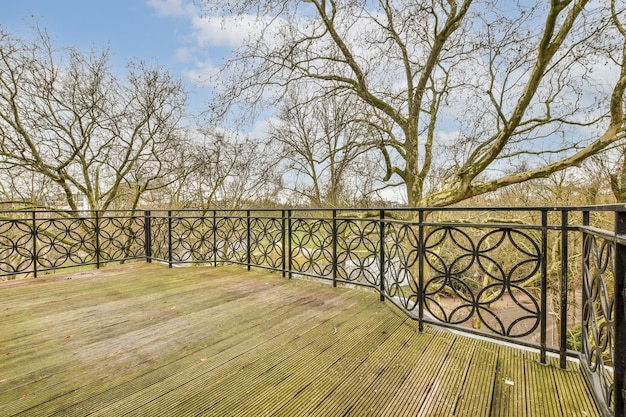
[0,263,599,416]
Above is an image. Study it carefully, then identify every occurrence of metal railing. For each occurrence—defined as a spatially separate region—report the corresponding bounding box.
[0,205,623,416]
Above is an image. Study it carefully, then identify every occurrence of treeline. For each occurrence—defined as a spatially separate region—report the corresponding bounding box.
[2,0,626,212]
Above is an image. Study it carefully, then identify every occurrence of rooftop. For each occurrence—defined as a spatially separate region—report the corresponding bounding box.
[1,263,599,416]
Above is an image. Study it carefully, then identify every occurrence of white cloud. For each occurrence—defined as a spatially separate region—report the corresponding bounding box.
[247,116,278,138]
[147,0,288,89]
[147,0,197,17]
[149,0,284,49]
[189,13,288,49]
[174,47,194,63]
[183,58,220,87]
[190,15,251,48]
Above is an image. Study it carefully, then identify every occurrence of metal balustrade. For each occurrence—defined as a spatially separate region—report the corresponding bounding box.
[0,205,624,417]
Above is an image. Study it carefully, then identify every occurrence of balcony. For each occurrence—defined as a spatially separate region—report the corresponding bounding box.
[0,206,623,416]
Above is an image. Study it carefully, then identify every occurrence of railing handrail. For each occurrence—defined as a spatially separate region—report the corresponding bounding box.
[1,202,623,213]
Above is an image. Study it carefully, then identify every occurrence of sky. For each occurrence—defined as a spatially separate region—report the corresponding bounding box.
[0,0,232,116]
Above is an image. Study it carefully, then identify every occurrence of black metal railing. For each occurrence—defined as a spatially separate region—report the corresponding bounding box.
[0,205,624,416]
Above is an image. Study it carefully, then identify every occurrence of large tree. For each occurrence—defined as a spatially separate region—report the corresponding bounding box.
[203,0,626,207]
[0,28,188,211]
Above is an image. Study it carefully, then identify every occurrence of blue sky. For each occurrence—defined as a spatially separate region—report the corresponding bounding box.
[1,0,232,114]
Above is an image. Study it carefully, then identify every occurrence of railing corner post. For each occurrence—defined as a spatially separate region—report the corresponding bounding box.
[213,210,217,267]
[559,210,568,369]
[614,210,626,417]
[247,210,251,271]
[287,210,292,279]
[168,210,173,268]
[31,211,38,278]
[281,209,286,278]
[379,210,385,302]
[95,210,101,269]
[540,210,548,364]
[332,209,337,288]
[144,210,152,264]
[418,209,425,333]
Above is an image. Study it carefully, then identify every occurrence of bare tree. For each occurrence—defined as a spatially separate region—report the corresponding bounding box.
[166,130,281,209]
[0,167,56,209]
[0,28,188,211]
[269,87,389,206]
[202,0,626,207]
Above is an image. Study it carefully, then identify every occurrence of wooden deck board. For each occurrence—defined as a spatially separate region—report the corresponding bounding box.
[207,304,398,416]
[310,317,417,416]
[0,263,602,417]
[138,296,383,416]
[414,336,478,417]
[342,320,432,416]
[379,333,455,417]
[454,340,499,417]
[553,359,602,416]
[53,283,366,415]
[525,352,562,417]
[490,340,527,417]
[271,313,421,417]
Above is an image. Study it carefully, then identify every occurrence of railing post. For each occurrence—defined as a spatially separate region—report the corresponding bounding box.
[379,210,385,302]
[332,209,337,288]
[31,211,38,278]
[281,210,286,278]
[95,210,101,268]
[613,210,626,416]
[168,210,173,268]
[418,209,425,332]
[144,210,152,264]
[288,210,292,279]
[582,210,590,349]
[540,210,548,364]
[559,210,568,369]
[213,210,218,267]
[247,210,251,271]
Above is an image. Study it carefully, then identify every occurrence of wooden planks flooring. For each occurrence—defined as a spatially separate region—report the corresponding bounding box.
[0,263,601,416]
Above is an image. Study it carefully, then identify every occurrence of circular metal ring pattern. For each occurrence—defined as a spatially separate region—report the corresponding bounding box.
[291,219,334,278]
[0,219,36,274]
[383,223,420,311]
[336,219,379,286]
[215,217,248,263]
[418,226,542,337]
[250,217,283,268]
[581,234,615,410]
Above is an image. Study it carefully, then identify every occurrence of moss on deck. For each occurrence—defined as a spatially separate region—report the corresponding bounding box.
[0,263,599,416]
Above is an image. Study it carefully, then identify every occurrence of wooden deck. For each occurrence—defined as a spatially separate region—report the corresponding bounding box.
[0,263,600,416]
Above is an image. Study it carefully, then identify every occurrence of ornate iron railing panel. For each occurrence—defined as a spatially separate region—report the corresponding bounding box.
[97,213,146,262]
[249,216,283,269]
[169,215,216,263]
[289,217,334,280]
[0,211,147,278]
[0,216,35,277]
[36,215,98,269]
[380,221,543,340]
[214,215,248,264]
[148,214,170,262]
[335,218,381,287]
[382,221,420,312]
[581,228,616,415]
[423,225,542,338]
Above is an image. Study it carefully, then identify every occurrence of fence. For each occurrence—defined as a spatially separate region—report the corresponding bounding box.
[0,206,623,416]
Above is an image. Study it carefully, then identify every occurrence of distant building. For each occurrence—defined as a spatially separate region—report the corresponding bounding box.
[46,192,89,211]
